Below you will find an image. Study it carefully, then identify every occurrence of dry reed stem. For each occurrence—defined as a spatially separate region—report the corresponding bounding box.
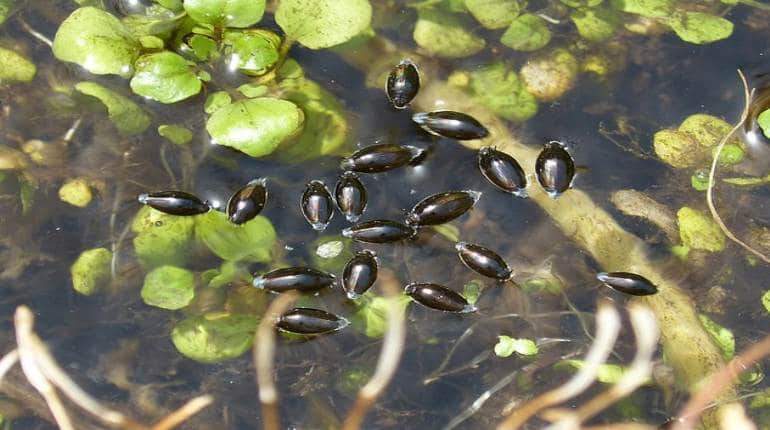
[0,349,19,383]
[150,395,214,430]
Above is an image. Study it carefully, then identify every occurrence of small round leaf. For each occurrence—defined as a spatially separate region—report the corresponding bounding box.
[141,265,196,310]
[276,0,372,49]
[130,51,202,103]
[171,313,258,363]
[183,0,265,28]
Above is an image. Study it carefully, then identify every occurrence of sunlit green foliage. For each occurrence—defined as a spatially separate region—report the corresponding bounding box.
[698,314,735,360]
[276,0,372,49]
[171,312,258,363]
[74,82,151,135]
[222,29,281,76]
[70,247,112,295]
[449,62,538,122]
[351,293,411,338]
[58,178,93,207]
[132,206,196,269]
[0,47,36,82]
[141,265,196,310]
[413,8,485,58]
[130,51,203,103]
[494,336,538,357]
[500,14,551,51]
[158,124,193,145]
[195,211,276,262]
[677,207,726,252]
[183,0,265,28]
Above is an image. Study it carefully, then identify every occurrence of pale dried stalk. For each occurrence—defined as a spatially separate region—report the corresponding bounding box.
[253,291,299,430]
[497,301,621,430]
[151,395,213,430]
[718,403,757,430]
[0,349,19,383]
[342,270,407,430]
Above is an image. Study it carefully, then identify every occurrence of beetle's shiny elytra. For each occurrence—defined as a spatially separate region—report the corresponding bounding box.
[478,147,528,197]
[340,143,426,173]
[597,272,658,296]
[138,190,210,216]
[301,180,334,231]
[342,219,416,243]
[253,267,336,294]
[405,283,477,313]
[342,250,378,299]
[412,111,490,140]
[386,59,420,109]
[276,308,350,335]
[455,242,512,280]
[335,172,367,222]
[226,178,267,225]
[535,141,575,198]
[406,190,481,227]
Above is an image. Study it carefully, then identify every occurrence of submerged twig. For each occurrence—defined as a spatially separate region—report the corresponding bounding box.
[0,349,19,383]
[151,395,214,430]
[17,17,53,47]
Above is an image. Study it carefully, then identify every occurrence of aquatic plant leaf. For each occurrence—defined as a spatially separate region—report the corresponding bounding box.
[519,48,579,102]
[653,128,705,168]
[0,47,36,82]
[74,82,151,135]
[310,236,353,272]
[758,109,770,139]
[139,35,165,49]
[464,0,522,29]
[0,0,12,26]
[276,0,372,49]
[53,7,140,76]
[237,83,268,98]
[494,336,539,358]
[715,144,745,166]
[70,247,112,295]
[171,313,258,363]
[204,91,231,114]
[570,7,619,42]
[413,8,485,58]
[614,0,673,18]
[122,9,182,38]
[676,207,726,252]
[157,0,183,10]
[691,170,709,191]
[158,124,193,145]
[58,178,93,207]
[18,173,36,214]
[698,314,735,360]
[206,97,304,157]
[449,62,538,122]
[187,34,217,60]
[183,0,265,28]
[0,145,28,170]
[141,265,195,310]
[763,290,770,315]
[501,14,551,52]
[277,77,349,162]
[351,293,411,338]
[666,12,733,45]
[132,206,196,269]
[557,359,645,384]
[521,276,563,295]
[194,210,276,262]
[678,114,738,148]
[723,174,770,186]
[207,260,251,288]
[222,29,280,76]
[130,51,202,103]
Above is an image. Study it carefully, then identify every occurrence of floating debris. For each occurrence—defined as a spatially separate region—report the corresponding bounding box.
[535,141,575,197]
[340,143,425,173]
[335,172,367,222]
[342,219,416,243]
[301,180,334,231]
[137,190,209,216]
[455,241,512,280]
[386,59,420,109]
[478,146,528,197]
[226,178,267,225]
[406,190,481,226]
[405,282,477,313]
[342,250,378,299]
[597,272,658,296]
[253,267,336,294]
[412,111,490,140]
[277,308,350,335]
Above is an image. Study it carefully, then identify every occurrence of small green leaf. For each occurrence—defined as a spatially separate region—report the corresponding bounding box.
[207,260,251,288]
[0,0,13,26]
[59,178,93,207]
[188,34,217,60]
[666,11,733,45]
[758,109,770,139]
[139,35,165,49]
[351,293,411,338]
[141,265,195,310]
[195,210,276,262]
[715,143,745,166]
[464,0,522,29]
[677,206,726,252]
[171,312,258,363]
[653,128,704,168]
[132,206,196,269]
[430,223,460,242]
[723,175,770,186]
[762,290,770,315]
[206,97,304,157]
[570,7,619,42]
[413,8,485,58]
[75,82,151,135]
[53,7,140,76]
[698,314,735,360]
[501,14,551,52]
[462,280,483,305]
[494,336,539,358]
[204,91,231,114]
[276,0,372,49]
[449,62,538,122]
[557,359,641,384]
[183,0,265,28]
[519,48,579,102]
[222,29,281,76]
[130,51,202,103]
[237,83,269,98]
[690,169,709,191]
[0,47,36,82]
[561,0,602,6]
[679,114,738,148]
[613,0,673,18]
[122,12,184,38]
[70,247,112,295]
[310,236,353,272]
[158,124,193,145]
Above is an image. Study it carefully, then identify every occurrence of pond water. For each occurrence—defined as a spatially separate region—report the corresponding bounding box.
[1,1,770,429]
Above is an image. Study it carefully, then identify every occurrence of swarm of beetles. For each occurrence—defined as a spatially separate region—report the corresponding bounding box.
[137,59,658,336]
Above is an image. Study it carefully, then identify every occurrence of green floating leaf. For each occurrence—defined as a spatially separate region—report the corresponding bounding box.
[70,247,112,295]
[195,210,276,262]
[519,48,579,102]
[183,0,265,28]
[464,0,522,29]
[206,97,304,157]
[678,114,737,148]
[690,169,709,192]
[351,293,411,338]
[130,51,202,103]
[430,223,460,242]
[206,260,251,288]
[122,8,182,38]
[413,8,485,58]
[276,0,372,49]
[171,312,257,363]
[75,82,151,135]
[501,14,551,51]
[204,90,231,114]
[715,144,745,166]
[652,128,704,168]
[763,290,770,315]
[0,0,13,26]
[139,35,165,49]
[614,0,673,18]
[158,124,193,145]
[53,7,140,76]
[557,359,646,384]
[277,77,349,162]
[0,47,36,82]
[677,206,726,252]
[187,34,217,61]
[494,336,539,358]
[132,206,196,269]
[59,178,93,207]
[310,236,353,272]
[570,7,619,42]
[237,83,268,98]
[666,11,733,45]
[722,174,770,186]
[450,62,538,122]
[462,280,483,305]
[758,109,770,139]
[698,313,735,360]
[222,29,281,76]
[141,265,195,310]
